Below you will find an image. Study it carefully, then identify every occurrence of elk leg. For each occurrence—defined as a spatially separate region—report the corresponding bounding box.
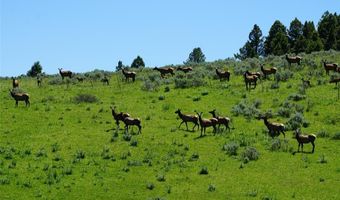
[16,101,18,107]
[179,121,184,129]
[138,125,141,134]
[311,142,315,153]
[185,122,188,131]
[281,130,285,138]
[301,144,304,152]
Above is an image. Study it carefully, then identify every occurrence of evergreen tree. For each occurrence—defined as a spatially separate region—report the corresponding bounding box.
[27,61,42,77]
[116,60,124,71]
[185,47,206,64]
[302,21,323,53]
[288,18,303,54]
[318,11,338,50]
[264,20,289,55]
[131,56,145,68]
[235,24,264,60]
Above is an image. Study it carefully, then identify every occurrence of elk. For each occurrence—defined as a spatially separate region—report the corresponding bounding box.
[323,61,338,75]
[195,111,218,137]
[301,78,311,87]
[175,109,199,131]
[110,106,130,129]
[244,72,258,90]
[260,65,277,79]
[58,68,73,79]
[12,77,19,88]
[294,129,316,153]
[122,68,136,82]
[257,115,285,138]
[208,109,231,132]
[123,116,142,134]
[329,77,340,86]
[245,70,261,80]
[153,67,175,78]
[286,55,302,66]
[215,68,230,81]
[9,89,30,107]
[101,76,109,85]
[177,67,193,74]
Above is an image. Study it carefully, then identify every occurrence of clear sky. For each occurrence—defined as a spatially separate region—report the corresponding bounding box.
[0,0,339,76]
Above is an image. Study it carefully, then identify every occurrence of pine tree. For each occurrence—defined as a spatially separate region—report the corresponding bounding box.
[264,20,289,56]
[302,21,323,53]
[185,47,206,64]
[235,24,264,60]
[318,11,338,50]
[288,18,303,54]
[131,56,145,68]
[27,61,42,77]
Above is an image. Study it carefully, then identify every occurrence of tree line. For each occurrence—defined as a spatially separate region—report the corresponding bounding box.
[235,11,340,60]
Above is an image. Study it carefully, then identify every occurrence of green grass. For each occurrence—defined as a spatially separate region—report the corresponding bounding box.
[1,51,340,199]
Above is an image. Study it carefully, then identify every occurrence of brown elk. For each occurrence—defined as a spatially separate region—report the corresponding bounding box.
[215,68,230,81]
[12,77,19,88]
[244,72,258,90]
[294,129,316,153]
[58,68,73,79]
[257,115,285,138]
[329,77,340,86]
[76,77,84,82]
[123,116,142,134]
[101,76,109,85]
[195,111,218,137]
[122,68,136,82]
[153,67,175,78]
[323,61,338,75]
[245,70,261,80]
[260,65,277,79]
[208,109,231,132]
[286,55,302,66]
[177,67,193,74]
[110,106,130,129]
[9,89,30,107]
[175,109,199,131]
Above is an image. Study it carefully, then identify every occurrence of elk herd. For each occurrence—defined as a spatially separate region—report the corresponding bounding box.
[7,54,340,153]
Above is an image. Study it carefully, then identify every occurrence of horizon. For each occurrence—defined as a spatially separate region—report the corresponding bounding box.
[1,0,339,77]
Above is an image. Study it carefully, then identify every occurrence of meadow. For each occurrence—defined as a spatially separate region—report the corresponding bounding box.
[1,51,340,200]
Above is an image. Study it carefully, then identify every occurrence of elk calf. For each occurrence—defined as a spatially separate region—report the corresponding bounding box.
[110,106,130,130]
[123,117,142,134]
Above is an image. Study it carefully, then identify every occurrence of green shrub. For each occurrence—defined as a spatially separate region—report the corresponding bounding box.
[288,93,305,101]
[317,130,329,138]
[286,112,309,130]
[331,133,340,140]
[241,147,259,163]
[74,94,98,103]
[222,142,239,156]
[158,95,165,100]
[208,184,216,192]
[199,166,209,175]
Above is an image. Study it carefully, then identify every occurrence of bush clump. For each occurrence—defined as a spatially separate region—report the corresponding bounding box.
[74,94,98,103]
[222,142,239,156]
[286,112,309,130]
[288,93,306,101]
[241,147,259,163]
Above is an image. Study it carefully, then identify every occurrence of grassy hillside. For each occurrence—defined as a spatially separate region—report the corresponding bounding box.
[1,51,340,200]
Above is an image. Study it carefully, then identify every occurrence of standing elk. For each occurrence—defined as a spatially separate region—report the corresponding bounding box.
[286,55,302,66]
[195,111,218,137]
[153,67,175,78]
[257,115,285,138]
[261,65,277,79]
[245,70,261,80]
[323,61,338,75]
[244,72,258,90]
[329,77,340,86]
[294,129,316,153]
[177,67,193,74]
[58,68,73,79]
[215,68,230,81]
[122,68,136,82]
[101,76,109,85]
[110,106,130,130]
[208,109,231,132]
[9,89,30,107]
[123,116,142,134]
[12,77,19,88]
[175,109,199,131]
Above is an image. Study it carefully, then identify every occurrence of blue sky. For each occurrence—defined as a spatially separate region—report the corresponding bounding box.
[0,0,339,76]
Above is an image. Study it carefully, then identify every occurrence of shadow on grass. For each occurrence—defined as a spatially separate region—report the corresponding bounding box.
[292,151,314,155]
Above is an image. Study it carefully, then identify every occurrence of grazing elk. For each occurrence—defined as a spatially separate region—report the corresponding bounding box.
[175,109,199,131]
[12,77,19,88]
[153,67,175,78]
[286,55,302,66]
[294,129,316,153]
[215,68,230,81]
[76,77,84,82]
[323,61,338,75]
[101,76,109,85]
[177,67,193,74]
[58,68,73,79]
[9,89,30,107]
[329,77,340,86]
[260,65,277,79]
[123,116,142,134]
[195,111,218,137]
[122,68,136,82]
[257,115,285,138]
[110,106,130,130]
[244,72,258,90]
[208,109,231,132]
